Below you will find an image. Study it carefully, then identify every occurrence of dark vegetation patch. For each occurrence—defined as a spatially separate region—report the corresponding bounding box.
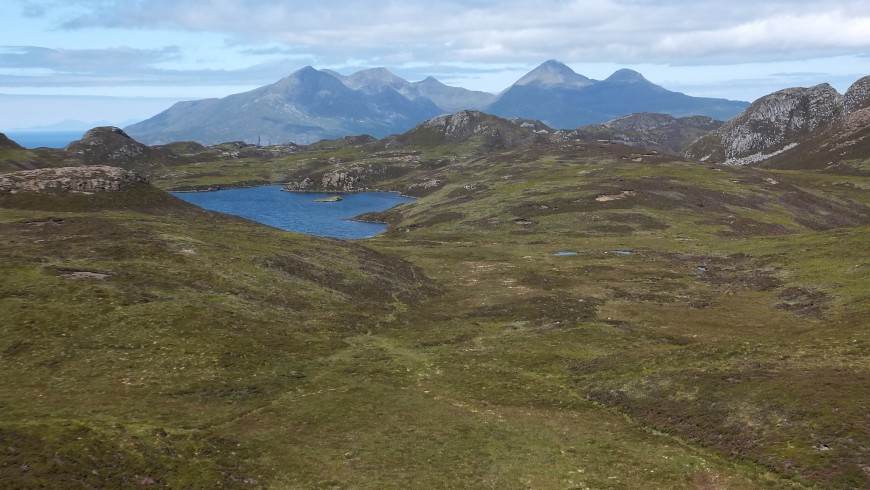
[776,287,831,318]
[778,189,870,230]
[260,244,434,306]
[0,422,256,489]
[584,367,870,489]
[679,253,784,292]
[414,211,465,228]
[517,269,577,290]
[698,215,797,237]
[608,287,679,304]
[467,293,600,326]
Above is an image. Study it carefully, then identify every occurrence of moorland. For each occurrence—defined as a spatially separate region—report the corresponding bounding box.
[1,101,869,489]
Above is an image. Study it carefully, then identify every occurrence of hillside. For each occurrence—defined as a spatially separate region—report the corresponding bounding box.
[0,168,435,488]
[3,96,870,487]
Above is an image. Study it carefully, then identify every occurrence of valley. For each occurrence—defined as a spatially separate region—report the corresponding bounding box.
[1,80,869,488]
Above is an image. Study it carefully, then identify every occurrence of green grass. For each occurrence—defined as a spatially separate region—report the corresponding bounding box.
[2,137,869,487]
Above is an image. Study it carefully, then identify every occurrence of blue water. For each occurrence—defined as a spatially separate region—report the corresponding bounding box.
[553,251,578,256]
[4,130,85,149]
[171,185,414,239]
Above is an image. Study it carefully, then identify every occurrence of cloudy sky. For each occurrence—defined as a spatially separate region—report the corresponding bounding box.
[2,0,870,129]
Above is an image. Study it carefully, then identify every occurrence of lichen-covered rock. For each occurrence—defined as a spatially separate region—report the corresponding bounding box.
[65,127,150,163]
[321,171,362,191]
[844,76,870,115]
[417,111,491,140]
[563,113,723,154]
[0,166,147,193]
[284,177,314,191]
[685,84,844,164]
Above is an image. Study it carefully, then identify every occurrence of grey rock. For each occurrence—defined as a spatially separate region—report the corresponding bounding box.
[0,165,147,193]
[685,83,845,164]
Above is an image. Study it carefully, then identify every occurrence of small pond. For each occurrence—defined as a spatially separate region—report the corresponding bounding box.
[171,185,414,239]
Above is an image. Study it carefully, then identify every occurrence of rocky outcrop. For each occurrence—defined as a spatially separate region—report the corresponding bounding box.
[398,110,551,152]
[65,127,150,163]
[844,76,870,115]
[321,171,363,191]
[0,166,147,193]
[416,111,494,141]
[685,76,870,167]
[564,113,723,154]
[684,83,857,165]
[285,163,397,192]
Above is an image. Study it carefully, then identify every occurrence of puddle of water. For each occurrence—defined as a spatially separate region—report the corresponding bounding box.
[553,251,578,256]
[606,250,632,255]
[697,266,708,272]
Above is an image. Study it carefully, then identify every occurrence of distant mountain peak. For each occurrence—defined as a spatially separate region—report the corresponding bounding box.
[342,67,406,87]
[417,76,446,87]
[515,60,593,88]
[605,69,649,84]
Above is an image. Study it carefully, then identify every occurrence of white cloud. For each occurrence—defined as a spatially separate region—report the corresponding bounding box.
[4,0,870,105]
[46,0,870,65]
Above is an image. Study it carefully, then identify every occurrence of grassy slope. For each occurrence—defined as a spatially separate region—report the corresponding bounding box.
[0,186,435,488]
[2,139,869,487]
[361,142,870,488]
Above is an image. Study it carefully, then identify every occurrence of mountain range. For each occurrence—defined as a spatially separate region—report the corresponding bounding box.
[482,61,748,128]
[124,60,749,146]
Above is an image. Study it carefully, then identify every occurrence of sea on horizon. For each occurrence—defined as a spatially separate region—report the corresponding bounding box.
[3,130,86,149]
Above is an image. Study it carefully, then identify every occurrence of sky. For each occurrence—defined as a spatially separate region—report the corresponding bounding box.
[2,0,870,130]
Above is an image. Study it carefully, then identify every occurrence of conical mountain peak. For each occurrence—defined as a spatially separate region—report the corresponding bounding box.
[605,69,649,83]
[515,60,593,88]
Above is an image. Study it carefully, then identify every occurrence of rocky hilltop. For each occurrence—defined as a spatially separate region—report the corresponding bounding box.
[65,127,151,163]
[285,111,554,195]
[0,165,147,193]
[396,110,551,149]
[563,112,724,154]
[685,76,870,166]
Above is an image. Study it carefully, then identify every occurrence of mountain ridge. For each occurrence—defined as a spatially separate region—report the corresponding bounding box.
[482,60,748,128]
[125,61,749,146]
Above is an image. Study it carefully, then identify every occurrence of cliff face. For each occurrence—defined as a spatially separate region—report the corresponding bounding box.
[0,166,147,193]
[844,76,870,115]
[685,76,870,167]
[685,84,844,165]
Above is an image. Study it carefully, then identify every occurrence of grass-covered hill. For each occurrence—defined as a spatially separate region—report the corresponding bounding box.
[1,109,869,488]
[0,169,435,488]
